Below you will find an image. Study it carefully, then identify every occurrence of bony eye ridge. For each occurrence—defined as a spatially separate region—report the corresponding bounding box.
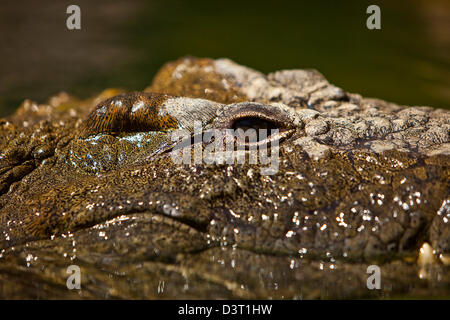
[81,92,179,138]
[81,92,224,138]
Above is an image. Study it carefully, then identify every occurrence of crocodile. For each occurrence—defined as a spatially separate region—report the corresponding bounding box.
[0,57,448,299]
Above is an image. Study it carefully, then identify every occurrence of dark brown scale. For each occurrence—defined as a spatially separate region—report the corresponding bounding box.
[81,92,179,137]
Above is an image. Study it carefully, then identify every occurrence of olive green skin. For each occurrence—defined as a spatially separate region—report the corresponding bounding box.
[0,58,448,299]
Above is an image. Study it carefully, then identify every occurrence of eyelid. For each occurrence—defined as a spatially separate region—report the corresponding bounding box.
[81,92,178,137]
[213,102,295,129]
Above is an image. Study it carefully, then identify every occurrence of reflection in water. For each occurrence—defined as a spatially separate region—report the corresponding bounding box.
[2,240,448,299]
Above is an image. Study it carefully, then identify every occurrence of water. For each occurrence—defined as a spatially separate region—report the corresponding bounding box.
[0,0,449,117]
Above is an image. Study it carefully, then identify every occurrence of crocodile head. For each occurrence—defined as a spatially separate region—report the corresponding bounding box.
[0,57,448,299]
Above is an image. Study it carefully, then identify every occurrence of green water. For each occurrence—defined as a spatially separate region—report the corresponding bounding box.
[0,0,449,117]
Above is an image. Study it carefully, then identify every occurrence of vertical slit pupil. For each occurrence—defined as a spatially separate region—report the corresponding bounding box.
[232,117,281,141]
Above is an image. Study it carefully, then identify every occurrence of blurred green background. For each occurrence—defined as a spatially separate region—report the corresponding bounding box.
[0,0,449,117]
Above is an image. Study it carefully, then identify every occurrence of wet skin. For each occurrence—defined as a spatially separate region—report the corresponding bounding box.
[0,58,448,299]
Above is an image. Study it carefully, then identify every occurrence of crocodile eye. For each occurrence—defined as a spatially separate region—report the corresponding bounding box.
[213,102,296,142]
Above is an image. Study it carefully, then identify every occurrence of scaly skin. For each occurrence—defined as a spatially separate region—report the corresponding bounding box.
[0,57,448,299]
